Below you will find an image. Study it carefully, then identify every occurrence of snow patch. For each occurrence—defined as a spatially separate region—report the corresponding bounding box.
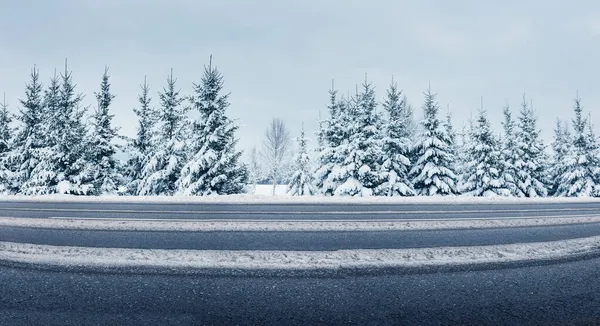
[2,215,600,232]
[2,235,600,270]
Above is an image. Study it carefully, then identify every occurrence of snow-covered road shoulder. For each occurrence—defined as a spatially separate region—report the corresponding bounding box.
[2,236,600,271]
[3,215,600,231]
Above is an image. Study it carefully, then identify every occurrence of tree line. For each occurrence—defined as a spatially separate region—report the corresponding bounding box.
[268,78,600,197]
[1,58,598,197]
[0,57,248,196]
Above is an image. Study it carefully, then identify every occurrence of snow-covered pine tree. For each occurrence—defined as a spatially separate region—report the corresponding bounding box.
[455,121,472,193]
[313,82,348,196]
[138,69,186,196]
[410,85,459,196]
[555,95,600,196]
[513,95,548,197]
[23,72,62,195]
[585,116,600,196]
[177,58,248,195]
[0,94,12,154]
[52,61,91,195]
[287,124,315,196]
[125,76,155,195]
[6,66,46,194]
[442,108,459,176]
[500,105,520,196]
[550,119,572,196]
[84,67,121,195]
[461,108,510,197]
[376,78,414,196]
[0,94,13,193]
[331,78,383,196]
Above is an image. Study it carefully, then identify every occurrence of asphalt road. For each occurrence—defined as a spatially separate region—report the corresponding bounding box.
[0,200,599,220]
[2,200,600,250]
[3,222,600,250]
[1,256,600,326]
[2,200,600,325]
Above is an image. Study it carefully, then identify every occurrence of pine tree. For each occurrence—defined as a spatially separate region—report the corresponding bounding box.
[0,95,11,154]
[461,108,510,197]
[456,121,473,192]
[287,124,315,196]
[513,95,548,197]
[500,105,520,196]
[585,117,600,196]
[7,66,46,194]
[125,76,155,195]
[52,61,90,195]
[177,57,248,195]
[550,119,572,196]
[313,83,349,195]
[555,95,600,196]
[23,72,62,195]
[377,79,414,196]
[84,67,120,195]
[410,86,459,196]
[0,95,13,193]
[138,69,186,196]
[443,108,459,175]
[331,78,383,196]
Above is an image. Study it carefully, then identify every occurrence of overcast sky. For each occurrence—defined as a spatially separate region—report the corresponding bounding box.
[1,0,600,157]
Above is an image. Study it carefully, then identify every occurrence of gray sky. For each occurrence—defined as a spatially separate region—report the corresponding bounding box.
[1,0,599,156]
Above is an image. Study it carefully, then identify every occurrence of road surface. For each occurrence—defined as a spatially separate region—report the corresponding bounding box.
[2,256,600,326]
[0,200,599,219]
[1,199,600,325]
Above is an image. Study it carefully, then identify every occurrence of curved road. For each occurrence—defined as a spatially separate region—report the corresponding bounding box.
[1,200,600,325]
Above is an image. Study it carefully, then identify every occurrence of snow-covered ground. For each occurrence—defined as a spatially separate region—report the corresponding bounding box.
[2,214,600,232]
[1,191,600,204]
[1,235,599,270]
[252,184,289,196]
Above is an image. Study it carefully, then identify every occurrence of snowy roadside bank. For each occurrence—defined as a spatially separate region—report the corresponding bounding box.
[1,193,600,205]
[3,215,600,232]
[2,235,600,270]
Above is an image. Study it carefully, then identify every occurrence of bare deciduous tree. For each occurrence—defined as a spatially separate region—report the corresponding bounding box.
[248,146,262,194]
[261,118,291,196]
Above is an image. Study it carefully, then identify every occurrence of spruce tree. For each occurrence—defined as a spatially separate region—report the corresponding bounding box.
[513,95,548,197]
[24,72,62,195]
[456,121,473,193]
[461,109,510,197]
[85,67,120,195]
[550,119,572,196]
[555,95,600,196]
[585,117,600,196]
[313,83,348,195]
[377,79,414,196]
[500,105,520,196]
[287,124,315,196]
[138,69,186,196]
[410,86,459,196]
[54,61,89,194]
[442,109,459,176]
[0,95,11,154]
[0,95,13,193]
[331,79,383,196]
[177,58,248,195]
[125,76,155,195]
[7,66,46,194]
